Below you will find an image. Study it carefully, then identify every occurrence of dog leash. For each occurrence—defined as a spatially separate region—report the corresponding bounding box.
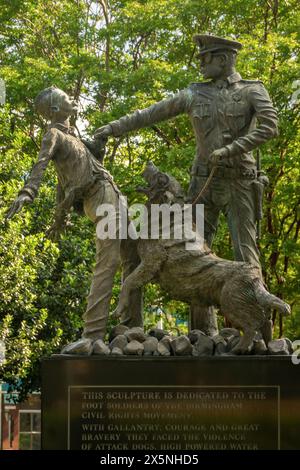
[191,165,217,206]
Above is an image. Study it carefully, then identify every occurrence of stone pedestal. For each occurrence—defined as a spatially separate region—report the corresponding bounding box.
[41,356,300,450]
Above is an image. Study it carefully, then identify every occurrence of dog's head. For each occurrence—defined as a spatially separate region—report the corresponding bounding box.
[137,162,184,204]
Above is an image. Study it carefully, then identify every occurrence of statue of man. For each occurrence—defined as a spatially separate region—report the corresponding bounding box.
[6,86,142,354]
[94,34,278,335]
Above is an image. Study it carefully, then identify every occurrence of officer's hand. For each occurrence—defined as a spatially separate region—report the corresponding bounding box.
[5,193,32,221]
[209,148,229,166]
[94,125,113,140]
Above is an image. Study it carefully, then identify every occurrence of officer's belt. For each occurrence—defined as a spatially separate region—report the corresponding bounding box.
[193,165,257,179]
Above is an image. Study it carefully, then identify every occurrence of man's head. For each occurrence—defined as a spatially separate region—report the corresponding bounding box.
[193,34,242,80]
[34,86,77,121]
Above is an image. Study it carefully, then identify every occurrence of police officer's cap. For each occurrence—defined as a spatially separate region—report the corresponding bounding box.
[193,34,243,56]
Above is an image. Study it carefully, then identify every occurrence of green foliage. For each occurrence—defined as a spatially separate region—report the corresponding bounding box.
[0,0,299,397]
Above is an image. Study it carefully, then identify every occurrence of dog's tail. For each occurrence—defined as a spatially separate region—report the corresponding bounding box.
[254,280,291,316]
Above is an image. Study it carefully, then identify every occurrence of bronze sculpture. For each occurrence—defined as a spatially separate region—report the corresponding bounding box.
[113,162,290,354]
